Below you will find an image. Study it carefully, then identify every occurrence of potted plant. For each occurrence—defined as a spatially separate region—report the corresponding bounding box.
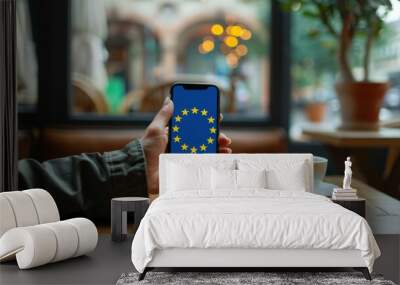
[292,60,328,123]
[280,0,394,130]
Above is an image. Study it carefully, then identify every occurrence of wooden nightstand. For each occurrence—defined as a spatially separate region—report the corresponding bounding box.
[331,198,366,218]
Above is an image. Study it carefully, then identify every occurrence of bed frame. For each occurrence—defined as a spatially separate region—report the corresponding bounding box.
[138,154,372,281]
[139,248,371,280]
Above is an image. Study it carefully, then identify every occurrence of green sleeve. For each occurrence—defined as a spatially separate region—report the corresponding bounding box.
[18,139,148,222]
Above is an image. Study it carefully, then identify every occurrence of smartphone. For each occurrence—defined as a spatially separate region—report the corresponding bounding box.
[168,83,220,153]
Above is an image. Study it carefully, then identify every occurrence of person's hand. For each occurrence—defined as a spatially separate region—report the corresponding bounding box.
[140,97,232,195]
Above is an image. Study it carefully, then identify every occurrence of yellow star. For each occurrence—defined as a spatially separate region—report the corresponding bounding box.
[191,146,197,153]
[191,107,199,114]
[175,115,182,122]
[201,109,208,116]
[210,127,216,134]
[208,116,215,124]
[174,135,181,143]
[172,125,179,132]
[181,144,188,151]
[182,109,189,116]
[207,137,214,144]
[200,144,207,151]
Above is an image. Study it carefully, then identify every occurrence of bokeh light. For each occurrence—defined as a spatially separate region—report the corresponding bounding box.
[226,25,233,35]
[226,53,238,68]
[230,25,243,37]
[203,39,215,52]
[199,38,214,54]
[199,23,252,57]
[235,44,248,56]
[211,24,224,36]
[224,36,238,48]
[198,44,206,54]
[240,29,252,40]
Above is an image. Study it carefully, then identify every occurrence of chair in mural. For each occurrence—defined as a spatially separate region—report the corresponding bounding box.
[72,74,109,114]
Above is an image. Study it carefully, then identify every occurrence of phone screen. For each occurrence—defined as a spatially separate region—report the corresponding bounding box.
[169,84,219,153]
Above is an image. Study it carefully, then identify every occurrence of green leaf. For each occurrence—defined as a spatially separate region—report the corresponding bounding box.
[307,29,321,38]
[302,9,320,19]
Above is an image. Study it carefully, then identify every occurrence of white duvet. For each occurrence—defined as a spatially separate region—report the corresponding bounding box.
[131,190,380,273]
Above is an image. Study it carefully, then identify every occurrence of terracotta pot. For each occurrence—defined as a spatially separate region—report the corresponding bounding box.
[305,102,327,123]
[335,81,389,130]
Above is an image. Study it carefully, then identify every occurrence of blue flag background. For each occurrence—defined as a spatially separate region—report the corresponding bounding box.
[170,85,218,153]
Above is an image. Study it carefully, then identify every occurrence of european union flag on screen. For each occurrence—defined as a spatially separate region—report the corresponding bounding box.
[171,106,217,153]
[170,86,218,153]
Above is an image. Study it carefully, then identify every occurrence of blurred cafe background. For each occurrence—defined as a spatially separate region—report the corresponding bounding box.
[15,0,400,199]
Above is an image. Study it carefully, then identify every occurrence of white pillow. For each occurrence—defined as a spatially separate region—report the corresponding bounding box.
[212,168,236,190]
[266,164,307,191]
[238,159,308,191]
[236,169,267,189]
[167,162,211,191]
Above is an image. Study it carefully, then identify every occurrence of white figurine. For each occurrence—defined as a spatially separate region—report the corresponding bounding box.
[343,157,352,190]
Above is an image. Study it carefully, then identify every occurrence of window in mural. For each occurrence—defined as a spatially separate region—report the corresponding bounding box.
[70,0,270,119]
[290,1,400,137]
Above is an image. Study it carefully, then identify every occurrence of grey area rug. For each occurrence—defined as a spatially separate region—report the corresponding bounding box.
[116,272,396,285]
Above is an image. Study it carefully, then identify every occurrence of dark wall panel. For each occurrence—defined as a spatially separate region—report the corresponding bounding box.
[0,0,17,192]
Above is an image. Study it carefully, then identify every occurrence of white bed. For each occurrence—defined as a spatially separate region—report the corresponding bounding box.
[131,154,380,280]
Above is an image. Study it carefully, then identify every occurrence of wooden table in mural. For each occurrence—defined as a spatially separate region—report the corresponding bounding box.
[302,127,400,200]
